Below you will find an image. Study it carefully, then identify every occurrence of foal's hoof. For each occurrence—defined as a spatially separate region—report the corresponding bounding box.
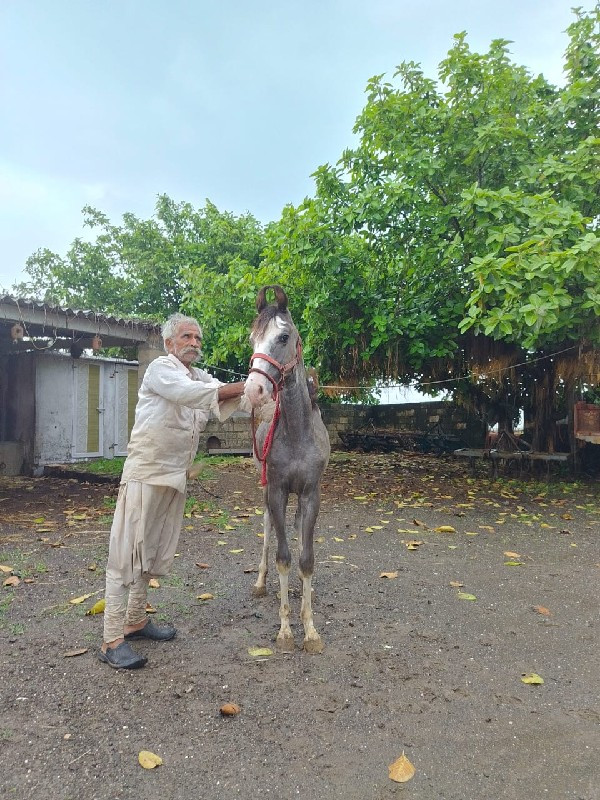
[276,633,295,653]
[252,585,267,598]
[303,635,324,654]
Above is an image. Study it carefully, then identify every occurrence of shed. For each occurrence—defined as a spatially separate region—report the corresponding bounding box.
[0,295,163,475]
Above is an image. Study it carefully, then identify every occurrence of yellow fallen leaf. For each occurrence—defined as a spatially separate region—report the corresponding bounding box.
[406,540,423,550]
[3,575,20,587]
[229,549,244,554]
[138,750,163,769]
[504,551,521,558]
[254,509,263,515]
[148,578,160,589]
[449,581,464,588]
[371,525,383,530]
[333,536,344,542]
[248,647,273,657]
[435,525,456,533]
[197,593,214,601]
[353,495,367,500]
[388,752,415,783]
[145,603,157,613]
[364,527,374,533]
[379,571,398,579]
[504,560,524,567]
[224,525,236,531]
[521,672,544,685]
[329,555,345,560]
[63,647,89,658]
[87,563,97,571]
[465,531,479,536]
[69,592,94,605]
[0,565,13,573]
[479,525,495,532]
[85,598,106,616]
[457,592,477,601]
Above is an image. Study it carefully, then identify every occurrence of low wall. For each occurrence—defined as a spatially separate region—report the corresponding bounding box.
[199,401,485,454]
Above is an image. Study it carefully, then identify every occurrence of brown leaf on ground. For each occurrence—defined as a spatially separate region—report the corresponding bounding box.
[533,605,551,616]
[388,752,416,783]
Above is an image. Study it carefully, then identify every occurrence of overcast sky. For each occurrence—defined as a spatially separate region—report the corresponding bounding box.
[0,0,585,291]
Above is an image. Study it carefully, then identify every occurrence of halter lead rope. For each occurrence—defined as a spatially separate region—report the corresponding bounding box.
[249,338,302,486]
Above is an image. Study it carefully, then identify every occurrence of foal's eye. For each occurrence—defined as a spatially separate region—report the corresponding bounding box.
[279,333,290,344]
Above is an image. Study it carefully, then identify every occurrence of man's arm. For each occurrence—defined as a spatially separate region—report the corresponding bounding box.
[217,381,246,401]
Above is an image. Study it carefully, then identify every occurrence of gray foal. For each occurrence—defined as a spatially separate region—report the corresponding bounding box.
[244,285,330,653]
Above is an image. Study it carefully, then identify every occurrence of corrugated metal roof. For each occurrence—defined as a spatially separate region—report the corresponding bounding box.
[0,294,160,332]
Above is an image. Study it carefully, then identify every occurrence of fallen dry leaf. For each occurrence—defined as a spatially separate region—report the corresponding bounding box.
[406,540,423,550]
[197,593,214,601]
[388,751,415,783]
[504,551,521,559]
[145,603,157,613]
[521,672,544,685]
[3,575,20,587]
[138,750,163,769]
[435,525,456,533]
[533,605,551,616]
[449,581,464,588]
[0,565,13,573]
[69,593,94,605]
[379,571,398,579]
[85,598,106,616]
[195,562,209,569]
[219,702,241,716]
[457,591,477,601]
[248,647,273,658]
[148,578,160,589]
[63,647,89,658]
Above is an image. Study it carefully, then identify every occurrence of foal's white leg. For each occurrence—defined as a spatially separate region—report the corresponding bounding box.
[276,565,295,652]
[252,507,271,597]
[301,574,323,654]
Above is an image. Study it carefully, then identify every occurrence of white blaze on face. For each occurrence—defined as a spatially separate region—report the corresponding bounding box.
[244,316,289,408]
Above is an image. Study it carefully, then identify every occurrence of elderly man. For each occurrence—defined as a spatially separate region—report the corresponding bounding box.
[99,313,246,669]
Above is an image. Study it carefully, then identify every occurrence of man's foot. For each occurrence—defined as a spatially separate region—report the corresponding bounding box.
[124,620,177,641]
[98,641,147,670]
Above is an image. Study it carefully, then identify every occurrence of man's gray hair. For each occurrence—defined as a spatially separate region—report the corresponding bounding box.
[161,313,202,352]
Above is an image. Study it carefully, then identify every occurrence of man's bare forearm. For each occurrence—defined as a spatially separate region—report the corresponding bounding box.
[217,381,246,401]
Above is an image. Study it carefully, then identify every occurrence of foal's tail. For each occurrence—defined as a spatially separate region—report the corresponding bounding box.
[257,285,288,313]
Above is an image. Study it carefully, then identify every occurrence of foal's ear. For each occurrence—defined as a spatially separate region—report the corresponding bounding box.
[256,285,288,313]
[272,285,288,312]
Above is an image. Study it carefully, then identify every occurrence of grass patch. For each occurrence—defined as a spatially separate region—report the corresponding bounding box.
[72,458,125,476]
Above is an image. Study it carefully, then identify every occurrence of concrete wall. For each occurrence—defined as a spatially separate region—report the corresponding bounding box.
[199,401,485,453]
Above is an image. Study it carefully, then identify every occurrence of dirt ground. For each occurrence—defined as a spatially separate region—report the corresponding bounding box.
[0,451,599,800]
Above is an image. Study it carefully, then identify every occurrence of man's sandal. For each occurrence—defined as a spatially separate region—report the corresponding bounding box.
[98,641,147,669]
[124,620,177,641]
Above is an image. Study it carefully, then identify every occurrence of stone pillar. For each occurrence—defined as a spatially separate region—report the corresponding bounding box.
[137,334,164,386]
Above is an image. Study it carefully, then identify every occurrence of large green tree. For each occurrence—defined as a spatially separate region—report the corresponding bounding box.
[18,195,266,321]
[253,4,600,444]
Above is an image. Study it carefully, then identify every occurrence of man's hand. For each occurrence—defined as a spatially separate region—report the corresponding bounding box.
[217,381,246,401]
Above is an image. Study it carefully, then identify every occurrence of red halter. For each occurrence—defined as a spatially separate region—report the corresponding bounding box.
[248,338,302,485]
